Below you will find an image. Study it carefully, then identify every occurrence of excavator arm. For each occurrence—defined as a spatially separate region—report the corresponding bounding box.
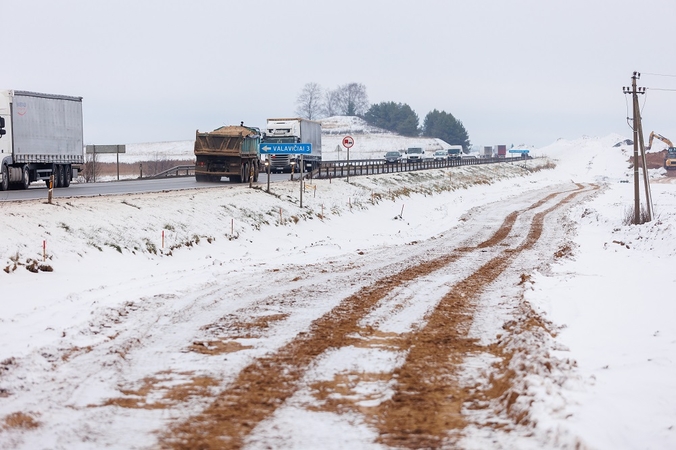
[646,131,674,150]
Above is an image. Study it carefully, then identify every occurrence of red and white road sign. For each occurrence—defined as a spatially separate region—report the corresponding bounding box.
[342,136,354,148]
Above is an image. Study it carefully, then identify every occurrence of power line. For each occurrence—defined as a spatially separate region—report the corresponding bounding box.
[642,72,676,77]
[646,87,676,92]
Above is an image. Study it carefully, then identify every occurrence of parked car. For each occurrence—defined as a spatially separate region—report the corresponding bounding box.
[384,151,402,163]
[433,150,449,161]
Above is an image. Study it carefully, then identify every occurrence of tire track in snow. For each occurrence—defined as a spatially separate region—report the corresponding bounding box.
[159,184,588,449]
[374,183,593,449]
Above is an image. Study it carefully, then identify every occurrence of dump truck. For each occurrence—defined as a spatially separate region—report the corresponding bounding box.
[194,125,261,182]
[0,90,84,190]
[261,118,321,173]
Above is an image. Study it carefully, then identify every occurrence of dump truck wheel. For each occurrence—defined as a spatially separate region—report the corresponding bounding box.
[241,163,248,183]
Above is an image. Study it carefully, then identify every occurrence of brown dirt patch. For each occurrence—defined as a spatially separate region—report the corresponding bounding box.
[189,340,253,355]
[2,412,40,430]
[631,150,676,176]
[102,371,219,410]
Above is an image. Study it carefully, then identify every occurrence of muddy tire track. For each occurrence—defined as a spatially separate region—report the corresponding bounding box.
[160,184,591,449]
[375,183,593,448]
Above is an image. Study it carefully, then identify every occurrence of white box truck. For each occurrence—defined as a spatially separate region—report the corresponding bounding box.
[0,90,84,190]
[261,118,321,173]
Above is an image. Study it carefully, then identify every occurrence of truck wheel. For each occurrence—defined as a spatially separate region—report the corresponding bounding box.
[63,165,72,187]
[53,165,61,188]
[254,163,259,182]
[20,166,30,190]
[0,165,8,191]
[58,165,65,187]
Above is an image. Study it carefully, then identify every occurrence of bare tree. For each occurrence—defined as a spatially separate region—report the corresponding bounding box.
[323,89,340,117]
[82,151,101,182]
[335,82,369,116]
[295,82,323,120]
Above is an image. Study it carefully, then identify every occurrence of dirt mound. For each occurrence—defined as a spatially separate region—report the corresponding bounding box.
[630,150,676,177]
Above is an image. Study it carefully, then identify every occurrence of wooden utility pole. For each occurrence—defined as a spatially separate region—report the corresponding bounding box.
[623,72,650,224]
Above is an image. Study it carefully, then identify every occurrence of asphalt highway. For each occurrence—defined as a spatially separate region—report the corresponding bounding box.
[0,173,293,202]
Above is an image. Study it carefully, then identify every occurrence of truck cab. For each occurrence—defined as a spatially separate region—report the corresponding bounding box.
[261,118,322,173]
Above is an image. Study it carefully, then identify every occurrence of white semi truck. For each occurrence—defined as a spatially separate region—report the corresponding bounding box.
[261,118,322,173]
[0,90,84,190]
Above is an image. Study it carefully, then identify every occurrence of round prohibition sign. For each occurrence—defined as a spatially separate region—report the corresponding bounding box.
[342,135,354,148]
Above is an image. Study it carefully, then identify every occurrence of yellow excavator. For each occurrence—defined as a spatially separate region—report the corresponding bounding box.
[646,131,676,170]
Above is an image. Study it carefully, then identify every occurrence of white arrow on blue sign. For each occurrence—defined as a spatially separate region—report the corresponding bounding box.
[259,143,312,154]
[508,149,529,154]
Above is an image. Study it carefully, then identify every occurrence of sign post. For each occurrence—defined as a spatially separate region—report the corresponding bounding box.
[85,145,126,182]
[259,143,312,206]
[342,136,354,182]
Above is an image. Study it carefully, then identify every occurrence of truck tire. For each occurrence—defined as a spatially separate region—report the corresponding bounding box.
[20,165,30,190]
[55,165,64,188]
[64,165,72,187]
[0,165,8,191]
[243,162,250,184]
[254,163,259,182]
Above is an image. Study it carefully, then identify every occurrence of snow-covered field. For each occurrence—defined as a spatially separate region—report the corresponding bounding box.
[1,133,675,449]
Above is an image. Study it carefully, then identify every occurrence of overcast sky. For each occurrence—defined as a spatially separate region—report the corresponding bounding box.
[3,0,676,148]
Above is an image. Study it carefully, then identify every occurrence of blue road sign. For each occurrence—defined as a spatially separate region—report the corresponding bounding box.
[508,149,530,154]
[259,143,312,154]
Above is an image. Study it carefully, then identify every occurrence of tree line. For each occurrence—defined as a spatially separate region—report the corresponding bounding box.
[295,82,470,151]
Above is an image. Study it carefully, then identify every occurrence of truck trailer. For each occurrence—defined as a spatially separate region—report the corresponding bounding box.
[194,125,261,183]
[0,90,84,190]
[261,118,321,173]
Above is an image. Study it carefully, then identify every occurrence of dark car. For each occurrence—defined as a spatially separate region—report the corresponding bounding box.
[384,151,402,163]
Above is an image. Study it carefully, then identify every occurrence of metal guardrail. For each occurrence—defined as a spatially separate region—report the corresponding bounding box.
[310,156,531,179]
[147,165,195,179]
[143,157,531,180]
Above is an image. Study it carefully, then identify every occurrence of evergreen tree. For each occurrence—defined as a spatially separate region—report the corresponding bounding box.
[422,109,471,151]
[364,102,419,137]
